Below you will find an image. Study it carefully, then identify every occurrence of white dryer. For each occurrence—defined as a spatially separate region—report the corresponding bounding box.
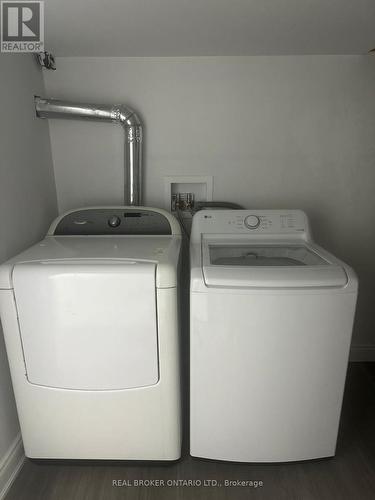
[190,209,358,462]
[0,207,182,460]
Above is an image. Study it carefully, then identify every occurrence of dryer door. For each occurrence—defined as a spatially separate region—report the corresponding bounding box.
[12,260,159,390]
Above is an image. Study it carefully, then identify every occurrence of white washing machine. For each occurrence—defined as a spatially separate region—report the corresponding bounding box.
[0,206,182,460]
[190,209,358,462]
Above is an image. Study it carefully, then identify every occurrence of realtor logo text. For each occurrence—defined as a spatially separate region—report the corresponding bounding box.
[1,1,44,52]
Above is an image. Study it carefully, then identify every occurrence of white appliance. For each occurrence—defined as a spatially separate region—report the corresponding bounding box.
[0,206,182,460]
[190,209,357,462]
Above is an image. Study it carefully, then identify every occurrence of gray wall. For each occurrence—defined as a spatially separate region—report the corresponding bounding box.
[0,54,57,460]
[44,56,375,351]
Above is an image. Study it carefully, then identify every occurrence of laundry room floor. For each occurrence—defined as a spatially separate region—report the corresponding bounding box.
[5,363,375,500]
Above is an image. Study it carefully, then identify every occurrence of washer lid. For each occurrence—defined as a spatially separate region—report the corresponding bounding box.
[202,241,348,288]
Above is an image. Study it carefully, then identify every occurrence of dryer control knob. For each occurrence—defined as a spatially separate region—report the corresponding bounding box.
[244,215,260,229]
[108,216,121,228]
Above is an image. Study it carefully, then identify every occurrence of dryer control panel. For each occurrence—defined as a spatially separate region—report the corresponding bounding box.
[191,210,310,242]
[49,207,181,236]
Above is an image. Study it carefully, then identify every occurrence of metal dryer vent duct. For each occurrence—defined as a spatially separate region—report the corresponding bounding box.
[35,96,143,206]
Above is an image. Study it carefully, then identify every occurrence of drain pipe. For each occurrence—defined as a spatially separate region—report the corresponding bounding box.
[34,96,143,206]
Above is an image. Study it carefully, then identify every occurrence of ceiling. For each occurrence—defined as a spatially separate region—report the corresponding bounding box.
[45,0,375,57]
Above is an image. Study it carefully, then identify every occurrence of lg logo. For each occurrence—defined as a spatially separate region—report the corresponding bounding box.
[1,1,44,52]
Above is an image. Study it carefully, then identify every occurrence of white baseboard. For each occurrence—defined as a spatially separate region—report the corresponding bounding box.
[0,434,25,500]
[350,345,375,362]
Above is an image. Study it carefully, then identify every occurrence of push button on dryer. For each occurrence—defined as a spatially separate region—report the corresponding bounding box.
[108,216,121,228]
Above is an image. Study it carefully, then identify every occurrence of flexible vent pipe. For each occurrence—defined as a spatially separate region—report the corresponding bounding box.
[35,96,143,206]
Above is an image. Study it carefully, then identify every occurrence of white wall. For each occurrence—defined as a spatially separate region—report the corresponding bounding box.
[44,56,375,349]
[0,54,57,468]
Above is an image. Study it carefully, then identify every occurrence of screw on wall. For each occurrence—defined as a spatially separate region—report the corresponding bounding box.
[35,51,56,70]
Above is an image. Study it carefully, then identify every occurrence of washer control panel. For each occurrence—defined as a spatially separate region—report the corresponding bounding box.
[191,210,308,240]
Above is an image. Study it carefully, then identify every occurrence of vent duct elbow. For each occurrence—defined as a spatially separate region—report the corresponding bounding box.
[35,96,143,206]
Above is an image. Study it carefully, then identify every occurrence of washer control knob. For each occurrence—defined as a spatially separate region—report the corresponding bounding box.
[244,215,260,229]
[108,215,121,228]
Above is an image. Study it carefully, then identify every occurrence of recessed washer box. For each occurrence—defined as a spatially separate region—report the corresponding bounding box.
[164,175,213,211]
